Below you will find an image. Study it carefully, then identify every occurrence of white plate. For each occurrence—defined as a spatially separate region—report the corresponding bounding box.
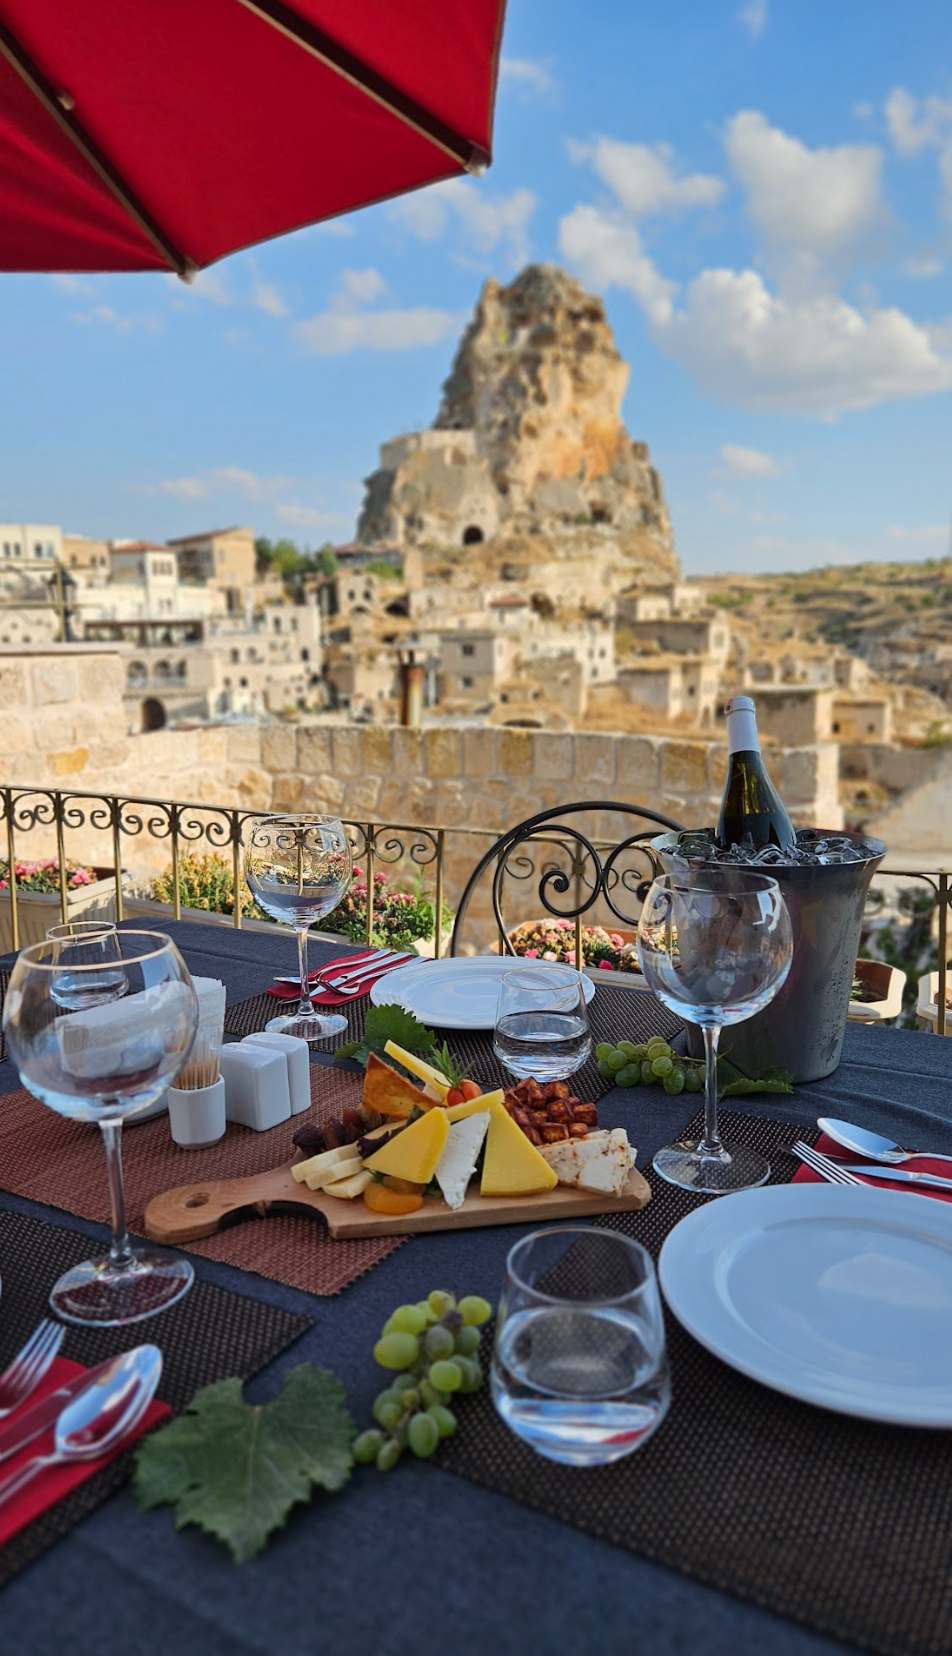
[659,1183,952,1426]
[369,955,595,1030]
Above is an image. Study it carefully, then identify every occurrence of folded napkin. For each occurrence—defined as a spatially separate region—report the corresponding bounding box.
[793,1131,952,1204]
[0,1356,170,1549]
[265,948,402,1008]
[57,981,195,1081]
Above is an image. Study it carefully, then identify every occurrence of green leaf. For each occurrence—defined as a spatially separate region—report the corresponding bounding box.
[133,1366,355,1564]
[715,1056,794,1100]
[333,1004,435,1072]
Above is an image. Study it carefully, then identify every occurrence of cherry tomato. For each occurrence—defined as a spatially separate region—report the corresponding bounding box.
[446,1087,464,1108]
[460,1080,482,1101]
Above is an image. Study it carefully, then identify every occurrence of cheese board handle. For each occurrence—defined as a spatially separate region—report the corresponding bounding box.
[143,1170,329,1244]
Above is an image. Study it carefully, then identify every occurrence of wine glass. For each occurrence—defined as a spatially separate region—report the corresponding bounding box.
[493,965,592,1083]
[3,931,199,1325]
[45,920,127,1010]
[242,813,353,1040]
[636,870,792,1194]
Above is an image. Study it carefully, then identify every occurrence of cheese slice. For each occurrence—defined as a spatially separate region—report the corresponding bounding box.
[291,1143,361,1184]
[383,1041,450,1101]
[305,1156,365,1191]
[319,1168,373,1200]
[364,1107,449,1185]
[434,1112,490,1210]
[444,1088,502,1123]
[538,1130,634,1197]
[480,1101,558,1196]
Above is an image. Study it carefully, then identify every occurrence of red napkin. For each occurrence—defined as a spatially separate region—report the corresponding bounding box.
[0,1355,170,1548]
[793,1131,952,1204]
[265,948,401,1007]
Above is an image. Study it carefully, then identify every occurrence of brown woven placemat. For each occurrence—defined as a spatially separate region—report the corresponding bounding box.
[224,980,684,1102]
[0,1206,311,1588]
[0,1067,403,1297]
[440,1107,952,1656]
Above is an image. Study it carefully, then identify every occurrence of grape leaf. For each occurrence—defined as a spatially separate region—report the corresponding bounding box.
[335,1003,435,1071]
[715,1055,794,1099]
[133,1365,355,1563]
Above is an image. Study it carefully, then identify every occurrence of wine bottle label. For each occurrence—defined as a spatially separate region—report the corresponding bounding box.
[725,698,759,755]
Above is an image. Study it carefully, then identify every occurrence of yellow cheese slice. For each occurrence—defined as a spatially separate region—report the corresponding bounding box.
[305,1157,365,1191]
[364,1107,450,1184]
[480,1101,558,1196]
[320,1168,373,1200]
[383,1041,450,1100]
[291,1143,361,1184]
[444,1088,502,1123]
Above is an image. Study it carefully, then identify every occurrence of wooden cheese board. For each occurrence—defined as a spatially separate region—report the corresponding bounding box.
[143,1160,652,1243]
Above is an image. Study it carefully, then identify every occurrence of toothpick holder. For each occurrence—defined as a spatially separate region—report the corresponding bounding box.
[168,1077,227,1149]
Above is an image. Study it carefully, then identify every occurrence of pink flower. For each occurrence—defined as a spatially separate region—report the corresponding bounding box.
[565,951,576,964]
[556,919,572,931]
[523,947,538,958]
[542,950,557,961]
[598,959,614,970]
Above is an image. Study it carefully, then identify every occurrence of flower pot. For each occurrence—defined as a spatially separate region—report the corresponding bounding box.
[847,958,905,1023]
[500,918,641,975]
[0,872,118,953]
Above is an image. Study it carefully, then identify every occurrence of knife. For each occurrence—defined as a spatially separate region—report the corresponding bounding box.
[844,1164,952,1193]
[0,1358,115,1467]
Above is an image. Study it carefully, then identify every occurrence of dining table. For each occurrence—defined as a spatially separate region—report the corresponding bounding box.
[1,917,951,1656]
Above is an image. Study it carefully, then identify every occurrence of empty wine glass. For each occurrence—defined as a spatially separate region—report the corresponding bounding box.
[242,813,353,1040]
[493,964,592,1082]
[46,920,126,1011]
[636,870,792,1194]
[3,931,199,1324]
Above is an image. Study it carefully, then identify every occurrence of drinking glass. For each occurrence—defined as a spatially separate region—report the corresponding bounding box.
[491,1226,670,1466]
[242,813,353,1040]
[636,869,793,1194]
[492,964,592,1082]
[45,920,126,1011]
[3,931,199,1325]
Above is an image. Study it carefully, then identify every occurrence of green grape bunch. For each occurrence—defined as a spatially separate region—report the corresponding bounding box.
[352,1290,492,1473]
[595,1037,703,1097]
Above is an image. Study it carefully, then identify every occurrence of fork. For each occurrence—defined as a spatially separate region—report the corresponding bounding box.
[792,1141,865,1187]
[0,1320,65,1420]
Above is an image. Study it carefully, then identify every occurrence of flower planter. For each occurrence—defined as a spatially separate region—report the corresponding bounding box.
[499,918,643,977]
[847,958,905,1023]
[0,872,118,954]
[120,893,352,945]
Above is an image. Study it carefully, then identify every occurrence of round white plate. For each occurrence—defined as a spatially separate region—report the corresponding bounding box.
[369,955,595,1030]
[659,1182,952,1426]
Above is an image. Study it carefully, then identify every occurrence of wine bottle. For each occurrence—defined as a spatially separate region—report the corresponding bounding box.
[715,695,796,851]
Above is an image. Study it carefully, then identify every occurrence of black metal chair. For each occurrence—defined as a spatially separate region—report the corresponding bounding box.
[449,800,686,959]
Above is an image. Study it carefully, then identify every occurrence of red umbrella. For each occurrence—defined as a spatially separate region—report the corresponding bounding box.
[0,0,505,275]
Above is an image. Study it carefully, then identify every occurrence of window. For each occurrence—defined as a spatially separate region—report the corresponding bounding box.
[12,543,20,557]
[1,545,8,558]
[461,643,475,658]
[33,542,42,557]
[460,675,474,689]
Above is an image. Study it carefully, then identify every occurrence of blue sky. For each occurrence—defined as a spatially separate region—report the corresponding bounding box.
[2,0,951,575]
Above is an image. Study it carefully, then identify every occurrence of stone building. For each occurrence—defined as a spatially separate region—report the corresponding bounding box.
[166,526,256,609]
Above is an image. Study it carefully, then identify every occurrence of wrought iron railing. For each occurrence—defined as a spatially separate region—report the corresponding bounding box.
[0,783,947,1030]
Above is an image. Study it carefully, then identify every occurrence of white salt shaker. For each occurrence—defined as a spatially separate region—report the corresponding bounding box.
[219,1045,291,1131]
[168,1078,227,1149]
[240,1031,311,1115]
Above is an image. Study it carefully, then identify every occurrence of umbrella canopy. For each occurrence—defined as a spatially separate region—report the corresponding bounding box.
[0,0,505,275]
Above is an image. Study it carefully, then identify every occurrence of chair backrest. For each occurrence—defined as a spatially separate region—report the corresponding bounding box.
[449,799,686,958]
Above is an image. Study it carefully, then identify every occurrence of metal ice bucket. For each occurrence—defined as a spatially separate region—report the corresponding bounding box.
[652,831,887,1084]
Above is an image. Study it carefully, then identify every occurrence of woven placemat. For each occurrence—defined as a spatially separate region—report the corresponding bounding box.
[0,1067,403,1297]
[440,1108,952,1656]
[224,980,684,1102]
[0,1206,311,1588]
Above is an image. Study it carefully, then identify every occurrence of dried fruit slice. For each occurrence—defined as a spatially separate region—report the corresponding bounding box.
[363,1184,425,1216]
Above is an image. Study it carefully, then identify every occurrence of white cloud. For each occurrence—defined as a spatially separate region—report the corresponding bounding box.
[248,258,288,319]
[51,274,97,297]
[721,444,785,477]
[737,0,768,37]
[852,102,874,121]
[389,180,537,266]
[292,268,460,356]
[499,57,556,98]
[725,111,888,263]
[569,137,724,219]
[888,523,950,543]
[182,268,232,305]
[143,467,292,502]
[275,503,350,530]
[69,304,160,336]
[904,254,944,278]
[558,205,677,325]
[885,87,952,156]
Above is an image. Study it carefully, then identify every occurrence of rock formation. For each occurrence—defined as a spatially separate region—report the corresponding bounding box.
[356,264,678,582]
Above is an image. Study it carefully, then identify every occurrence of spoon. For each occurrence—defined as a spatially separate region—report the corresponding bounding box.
[0,1343,162,1511]
[817,1117,952,1169]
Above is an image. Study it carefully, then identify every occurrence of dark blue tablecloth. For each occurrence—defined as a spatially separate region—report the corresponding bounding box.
[2,920,951,1656]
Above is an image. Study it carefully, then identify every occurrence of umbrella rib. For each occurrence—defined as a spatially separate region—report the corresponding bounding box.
[0,14,193,276]
[236,0,491,173]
